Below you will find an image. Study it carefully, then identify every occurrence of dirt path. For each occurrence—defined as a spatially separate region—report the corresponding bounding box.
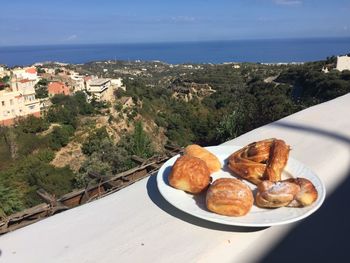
[50,141,85,172]
[264,75,278,83]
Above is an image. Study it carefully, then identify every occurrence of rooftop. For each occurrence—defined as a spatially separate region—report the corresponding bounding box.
[18,79,34,83]
[88,78,111,86]
[25,67,37,74]
[0,94,349,262]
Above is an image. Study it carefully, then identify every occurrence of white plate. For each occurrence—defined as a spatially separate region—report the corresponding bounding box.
[156,145,326,227]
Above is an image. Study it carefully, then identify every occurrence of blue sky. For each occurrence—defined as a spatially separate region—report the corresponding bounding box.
[0,0,349,46]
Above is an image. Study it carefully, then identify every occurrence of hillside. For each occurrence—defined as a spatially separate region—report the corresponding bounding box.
[1,58,350,217]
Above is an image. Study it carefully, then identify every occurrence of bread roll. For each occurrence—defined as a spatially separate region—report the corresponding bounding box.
[206,178,253,216]
[168,155,211,194]
[185,144,221,173]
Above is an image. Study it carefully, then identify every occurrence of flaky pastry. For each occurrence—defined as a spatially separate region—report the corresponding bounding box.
[184,144,221,173]
[228,138,290,185]
[168,155,210,194]
[206,178,254,216]
[256,177,318,208]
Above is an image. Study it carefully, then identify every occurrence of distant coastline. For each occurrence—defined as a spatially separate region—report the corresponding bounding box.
[1,37,349,67]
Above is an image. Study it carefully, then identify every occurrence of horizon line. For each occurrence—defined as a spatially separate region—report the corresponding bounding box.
[1,35,350,48]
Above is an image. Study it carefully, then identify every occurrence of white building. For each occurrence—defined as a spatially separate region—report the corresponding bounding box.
[86,78,111,101]
[0,66,10,78]
[0,87,40,126]
[321,67,329,73]
[70,72,85,92]
[10,78,36,92]
[111,78,122,87]
[336,55,350,71]
[44,68,56,75]
[0,68,42,125]
[12,67,39,82]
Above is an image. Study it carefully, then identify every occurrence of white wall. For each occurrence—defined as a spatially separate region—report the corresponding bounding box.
[336,56,350,71]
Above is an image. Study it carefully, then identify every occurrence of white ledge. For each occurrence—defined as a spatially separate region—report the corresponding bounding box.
[1,94,350,263]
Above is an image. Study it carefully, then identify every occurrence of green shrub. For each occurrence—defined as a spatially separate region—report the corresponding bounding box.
[0,185,24,216]
[114,102,123,111]
[82,127,110,155]
[49,125,74,150]
[16,115,49,133]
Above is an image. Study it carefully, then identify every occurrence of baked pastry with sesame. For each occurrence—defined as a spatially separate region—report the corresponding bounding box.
[168,155,211,194]
[206,178,254,216]
[228,138,290,185]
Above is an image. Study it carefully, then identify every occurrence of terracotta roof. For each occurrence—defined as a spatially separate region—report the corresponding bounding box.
[25,67,37,74]
[19,79,32,83]
[48,81,70,96]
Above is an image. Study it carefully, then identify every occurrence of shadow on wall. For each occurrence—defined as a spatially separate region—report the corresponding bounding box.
[271,121,350,144]
[260,121,350,262]
[260,169,350,263]
[147,120,350,261]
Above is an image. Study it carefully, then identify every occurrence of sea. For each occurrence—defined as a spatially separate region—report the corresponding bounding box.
[0,37,349,67]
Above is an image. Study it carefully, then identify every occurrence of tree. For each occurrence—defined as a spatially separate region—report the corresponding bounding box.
[74,91,94,115]
[49,125,74,150]
[16,115,49,133]
[0,75,10,83]
[0,150,75,212]
[46,106,78,127]
[34,79,49,98]
[128,121,154,158]
[55,68,63,75]
[216,110,245,142]
[0,185,24,217]
[82,127,110,155]
[36,67,46,74]
[0,126,18,160]
[79,133,135,185]
[47,93,94,127]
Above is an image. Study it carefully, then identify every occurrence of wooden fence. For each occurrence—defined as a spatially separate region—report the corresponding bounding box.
[0,145,182,235]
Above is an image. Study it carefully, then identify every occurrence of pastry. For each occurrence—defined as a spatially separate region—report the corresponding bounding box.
[168,155,211,194]
[255,180,300,208]
[286,178,318,207]
[228,138,290,185]
[256,177,318,208]
[206,178,254,216]
[184,144,221,173]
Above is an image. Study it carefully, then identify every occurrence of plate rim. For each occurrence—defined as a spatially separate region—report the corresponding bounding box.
[156,145,326,227]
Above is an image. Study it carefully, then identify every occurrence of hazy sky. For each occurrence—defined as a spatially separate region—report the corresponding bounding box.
[0,0,349,46]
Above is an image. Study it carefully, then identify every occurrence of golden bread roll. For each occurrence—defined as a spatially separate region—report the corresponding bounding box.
[168,155,211,194]
[185,144,221,173]
[206,178,254,216]
[256,177,318,208]
[228,138,290,185]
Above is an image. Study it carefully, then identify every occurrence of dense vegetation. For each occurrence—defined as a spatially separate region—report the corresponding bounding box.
[0,91,155,216]
[114,60,349,147]
[0,93,93,216]
[1,58,349,217]
[76,122,154,187]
